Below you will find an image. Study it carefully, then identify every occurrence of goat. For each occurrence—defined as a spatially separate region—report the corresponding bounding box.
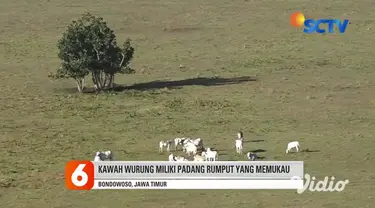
[235,139,243,154]
[247,152,257,161]
[286,141,300,153]
[159,140,173,152]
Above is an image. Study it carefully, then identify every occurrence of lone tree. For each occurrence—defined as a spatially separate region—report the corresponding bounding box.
[49,13,135,92]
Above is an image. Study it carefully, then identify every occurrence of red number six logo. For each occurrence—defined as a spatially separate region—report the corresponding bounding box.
[65,160,94,190]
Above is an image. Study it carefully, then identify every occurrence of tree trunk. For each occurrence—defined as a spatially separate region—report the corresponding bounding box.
[103,73,110,88]
[97,72,103,90]
[92,72,104,91]
[104,73,114,88]
[111,74,115,88]
[92,73,98,90]
[82,78,86,89]
[75,78,83,92]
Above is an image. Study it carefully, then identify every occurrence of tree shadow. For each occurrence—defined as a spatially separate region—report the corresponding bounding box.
[243,139,264,143]
[55,87,100,94]
[113,76,257,91]
[251,149,266,153]
[57,76,257,94]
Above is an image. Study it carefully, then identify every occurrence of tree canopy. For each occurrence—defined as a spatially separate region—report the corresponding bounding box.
[49,13,135,92]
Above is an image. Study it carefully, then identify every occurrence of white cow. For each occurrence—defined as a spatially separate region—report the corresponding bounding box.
[286,141,300,153]
[168,154,187,161]
[174,138,185,150]
[246,152,257,161]
[237,131,243,141]
[182,138,193,144]
[168,153,175,161]
[202,150,218,161]
[192,138,203,146]
[159,140,173,152]
[93,152,104,161]
[181,138,193,151]
[184,142,197,156]
[193,155,205,161]
[93,151,113,161]
[103,150,113,161]
[235,139,243,154]
[205,147,217,152]
[175,156,188,161]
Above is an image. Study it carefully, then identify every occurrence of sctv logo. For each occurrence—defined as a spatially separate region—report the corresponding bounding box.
[290,12,349,34]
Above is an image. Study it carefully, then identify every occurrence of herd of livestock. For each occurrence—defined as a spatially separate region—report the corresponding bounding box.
[93,131,301,162]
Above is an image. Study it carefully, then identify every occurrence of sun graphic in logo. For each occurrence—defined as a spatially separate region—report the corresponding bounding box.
[290,12,305,27]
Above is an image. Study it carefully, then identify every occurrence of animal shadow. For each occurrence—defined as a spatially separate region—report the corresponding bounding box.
[244,139,264,143]
[257,156,266,160]
[251,149,266,153]
[301,148,320,153]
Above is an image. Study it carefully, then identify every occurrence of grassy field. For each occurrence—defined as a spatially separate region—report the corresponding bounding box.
[1,0,374,207]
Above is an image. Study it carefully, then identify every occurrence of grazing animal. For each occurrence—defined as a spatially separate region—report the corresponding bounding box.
[182,138,194,150]
[168,154,187,161]
[93,151,113,161]
[182,138,192,144]
[235,139,243,154]
[168,153,175,161]
[183,138,204,151]
[93,151,105,161]
[174,138,185,150]
[192,138,203,146]
[193,155,205,161]
[181,138,193,151]
[237,131,243,141]
[175,156,188,161]
[159,140,173,152]
[205,147,217,152]
[103,150,113,161]
[247,152,257,161]
[286,141,300,153]
[184,142,198,156]
[202,150,218,161]
[193,138,204,151]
